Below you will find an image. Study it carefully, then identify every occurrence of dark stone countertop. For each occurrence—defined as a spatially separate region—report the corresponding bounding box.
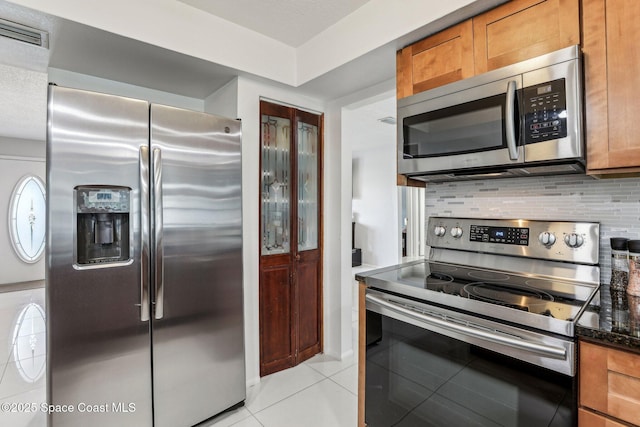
[576,283,640,354]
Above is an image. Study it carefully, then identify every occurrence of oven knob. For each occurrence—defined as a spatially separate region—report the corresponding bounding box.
[434,226,446,237]
[564,233,584,248]
[538,231,556,246]
[450,226,463,238]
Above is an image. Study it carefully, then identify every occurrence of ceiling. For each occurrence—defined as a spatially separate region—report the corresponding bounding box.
[0,0,508,98]
[179,0,371,48]
[0,0,396,100]
[0,0,395,142]
[0,0,505,143]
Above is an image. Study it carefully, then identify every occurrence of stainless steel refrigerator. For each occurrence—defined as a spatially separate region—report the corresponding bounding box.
[46,85,245,427]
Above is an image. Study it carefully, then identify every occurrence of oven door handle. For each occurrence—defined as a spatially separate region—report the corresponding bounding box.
[365,294,567,360]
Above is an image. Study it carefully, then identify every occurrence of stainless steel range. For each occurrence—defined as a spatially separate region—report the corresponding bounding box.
[361,217,600,426]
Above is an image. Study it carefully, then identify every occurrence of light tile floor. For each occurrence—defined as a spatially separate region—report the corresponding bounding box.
[0,267,369,427]
[0,286,47,427]
[202,354,358,427]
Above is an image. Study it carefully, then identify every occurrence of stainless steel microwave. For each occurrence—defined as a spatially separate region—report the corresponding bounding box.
[397,45,584,182]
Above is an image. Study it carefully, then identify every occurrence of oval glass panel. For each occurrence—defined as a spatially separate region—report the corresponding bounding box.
[9,175,46,263]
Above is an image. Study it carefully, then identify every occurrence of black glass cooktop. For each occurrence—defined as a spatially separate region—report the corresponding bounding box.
[367,261,591,322]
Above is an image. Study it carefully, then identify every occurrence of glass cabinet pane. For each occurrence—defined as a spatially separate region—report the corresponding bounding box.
[261,114,291,255]
[297,121,318,252]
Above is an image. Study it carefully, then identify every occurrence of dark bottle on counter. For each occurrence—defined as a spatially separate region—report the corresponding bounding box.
[610,238,629,332]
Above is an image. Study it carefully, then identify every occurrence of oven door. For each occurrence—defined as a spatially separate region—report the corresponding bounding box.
[365,289,576,427]
[397,75,524,177]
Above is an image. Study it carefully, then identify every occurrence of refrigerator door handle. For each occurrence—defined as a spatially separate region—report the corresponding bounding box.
[139,146,150,322]
[153,147,165,320]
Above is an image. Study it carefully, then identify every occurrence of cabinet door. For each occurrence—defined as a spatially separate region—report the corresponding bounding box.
[294,111,322,363]
[584,0,640,173]
[579,341,640,426]
[473,0,580,74]
[259,101,295,376]
[261,103,292,256]
[579,409,628,427]
[396,19,474,99]
[259,262,295,375]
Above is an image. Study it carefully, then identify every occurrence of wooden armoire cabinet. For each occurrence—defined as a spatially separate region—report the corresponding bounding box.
[259,100,323,376]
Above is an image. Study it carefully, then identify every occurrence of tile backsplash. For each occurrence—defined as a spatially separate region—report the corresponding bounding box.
[425,174,640,284]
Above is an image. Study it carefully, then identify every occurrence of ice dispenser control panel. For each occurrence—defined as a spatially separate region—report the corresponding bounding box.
[75,186,131,265]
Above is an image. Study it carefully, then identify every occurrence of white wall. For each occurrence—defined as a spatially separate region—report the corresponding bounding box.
[323,77,397,362]
[351,144,400,267]
[0,63,48,141]
[0,62,47,286]
[0,136,45,158]
[344,90,400,268]
[204,78,239,119]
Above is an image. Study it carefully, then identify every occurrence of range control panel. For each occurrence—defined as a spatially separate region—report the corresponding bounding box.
[469,225,529,246]
[427,217,599,265]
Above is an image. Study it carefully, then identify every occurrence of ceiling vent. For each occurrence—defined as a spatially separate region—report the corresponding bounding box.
[0,18,49,48]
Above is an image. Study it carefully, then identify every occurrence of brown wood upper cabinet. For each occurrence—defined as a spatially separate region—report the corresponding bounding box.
[473,0,580,74]
[579,340,640,426]
[259,101,323,377]
[396,0,580,100]
[396,19,474,99]
[583,0,640,176]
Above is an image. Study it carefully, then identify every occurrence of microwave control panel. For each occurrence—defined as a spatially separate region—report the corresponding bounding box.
[523,78,567,144]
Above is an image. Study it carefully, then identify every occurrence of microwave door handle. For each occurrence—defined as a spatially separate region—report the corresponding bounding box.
[505,80,518,160]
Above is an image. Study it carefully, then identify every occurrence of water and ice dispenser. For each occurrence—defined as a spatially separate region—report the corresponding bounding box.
[75,186,131,265]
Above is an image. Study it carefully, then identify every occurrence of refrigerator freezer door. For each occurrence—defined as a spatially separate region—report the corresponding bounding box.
[46,85,153,426]
[150,104,245,427]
